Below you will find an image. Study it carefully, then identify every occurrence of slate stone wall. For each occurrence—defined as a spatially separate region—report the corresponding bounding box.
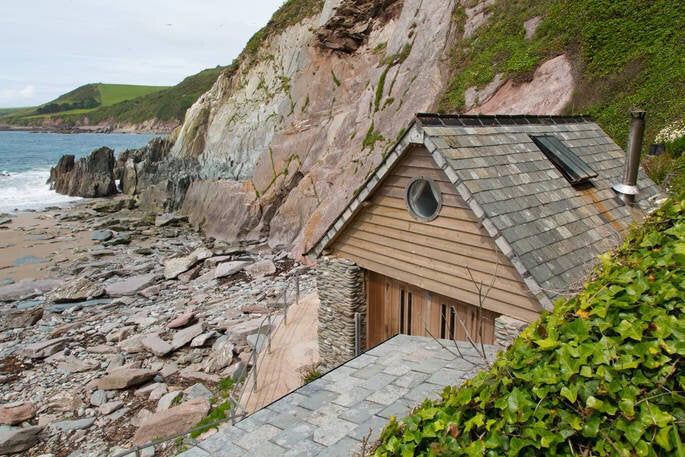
[316,258,366,370]
[494,314,529,349]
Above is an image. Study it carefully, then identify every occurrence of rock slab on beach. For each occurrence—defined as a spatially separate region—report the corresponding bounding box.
[49,277,105,303]
[97,368,157,390]
[0,279,60,302]
[0,425,42,454]
[19,337,70,359]
[3,308,44,330]
[0,401,36,425]
[133,397,210,445]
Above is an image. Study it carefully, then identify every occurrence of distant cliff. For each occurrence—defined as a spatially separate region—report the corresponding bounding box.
[134,0,684,257]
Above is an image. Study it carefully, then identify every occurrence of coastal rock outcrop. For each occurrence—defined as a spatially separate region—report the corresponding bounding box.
[48,146,117,197]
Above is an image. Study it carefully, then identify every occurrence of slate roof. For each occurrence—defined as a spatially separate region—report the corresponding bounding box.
[307,113,660,308]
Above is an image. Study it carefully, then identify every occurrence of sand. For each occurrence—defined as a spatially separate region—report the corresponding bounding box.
[0,208,94,283]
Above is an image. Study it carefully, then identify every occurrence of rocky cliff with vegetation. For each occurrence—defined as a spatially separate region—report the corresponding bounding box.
[125,0,684,257]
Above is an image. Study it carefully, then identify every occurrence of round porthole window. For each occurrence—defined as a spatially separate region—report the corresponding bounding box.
[405,176,442,221]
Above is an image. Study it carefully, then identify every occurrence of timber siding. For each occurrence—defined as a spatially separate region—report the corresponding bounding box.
[329,146,542,322]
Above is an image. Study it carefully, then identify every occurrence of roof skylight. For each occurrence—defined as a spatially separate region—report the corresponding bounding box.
[530,135,598,185]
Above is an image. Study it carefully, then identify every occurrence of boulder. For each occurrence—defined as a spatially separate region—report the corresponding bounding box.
[48,147,117,197]
[0,279,60,302]
[183,383,213,401]
[164,255,198,280]
[190,331,216,348]
[156,391,182,412]
[245,259,276,278]
[142,335,174,357]
[50,417,95,432]
[46,392,83,413]
[49,277,105,303]
[99,401,124,416]
[133,398,210,445]
[0,401,36,425]
[178,368,220,383]
[89,390,108,406]
[118,334,147,354]
[56,356,99,373]
[214,260,251,279]
[3,307,43,330]
[171,322,204,349]
[228,317,270,346]
[19,337,70,359]
[155,213,189,227]
[0,425,42,454]
[202,339,235,373]
[91,229,114,241]
[167,311,196,329]
[105,273,158,297]
[97,368,156,390]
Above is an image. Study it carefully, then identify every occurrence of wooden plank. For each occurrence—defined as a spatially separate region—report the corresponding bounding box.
[335,244,541,321]
[377,184,465,208]
[355,211,496,250]
[382,173,458,194]
[340,228,522,283]
[351,217,507,266]
[372,194,478,222]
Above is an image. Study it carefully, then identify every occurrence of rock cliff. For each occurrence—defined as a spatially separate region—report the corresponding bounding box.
[141,0,578,257]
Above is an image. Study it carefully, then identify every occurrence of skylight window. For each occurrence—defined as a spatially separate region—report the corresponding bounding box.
[530,135,598,186]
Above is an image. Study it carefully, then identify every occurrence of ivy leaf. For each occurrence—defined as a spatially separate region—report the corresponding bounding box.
[560,384,578,403]
[619,398,635,417]
[655,426,673,451]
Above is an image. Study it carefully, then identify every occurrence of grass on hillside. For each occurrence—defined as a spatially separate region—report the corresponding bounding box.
[1,67,222,126]
[374,192,685,456]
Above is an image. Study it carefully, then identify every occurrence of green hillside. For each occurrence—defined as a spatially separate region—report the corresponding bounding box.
[81,66,226,123]
[22,83,167,117]
[0,67,224,127]
[374,192,685,456]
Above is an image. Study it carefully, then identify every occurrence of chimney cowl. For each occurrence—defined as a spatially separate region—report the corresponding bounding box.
[613,110,646,204]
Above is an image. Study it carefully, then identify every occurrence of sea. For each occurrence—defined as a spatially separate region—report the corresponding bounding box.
[0,131,158,214]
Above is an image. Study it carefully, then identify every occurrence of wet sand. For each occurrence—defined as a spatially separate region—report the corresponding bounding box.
[0,207,94,283]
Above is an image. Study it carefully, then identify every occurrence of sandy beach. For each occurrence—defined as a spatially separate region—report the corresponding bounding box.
[0,206,95,283]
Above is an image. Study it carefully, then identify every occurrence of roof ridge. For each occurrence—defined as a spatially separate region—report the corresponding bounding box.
[415,112,593,127]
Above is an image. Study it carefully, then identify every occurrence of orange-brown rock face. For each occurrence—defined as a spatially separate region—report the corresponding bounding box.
[168,0,576,259]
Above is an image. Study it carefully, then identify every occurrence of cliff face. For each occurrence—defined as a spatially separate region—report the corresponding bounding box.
[166,0,576,257]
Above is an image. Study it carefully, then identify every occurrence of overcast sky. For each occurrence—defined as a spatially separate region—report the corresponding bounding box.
[0,0,285,107]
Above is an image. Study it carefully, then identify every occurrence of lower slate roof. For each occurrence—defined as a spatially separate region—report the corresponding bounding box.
[178,335,496,456]
[307,114,661,308]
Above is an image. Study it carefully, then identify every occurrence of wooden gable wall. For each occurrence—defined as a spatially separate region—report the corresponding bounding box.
[329,146,542,323]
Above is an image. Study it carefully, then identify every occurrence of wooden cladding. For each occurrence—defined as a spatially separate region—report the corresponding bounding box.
[330,147,542,322]
[366,271,496,348]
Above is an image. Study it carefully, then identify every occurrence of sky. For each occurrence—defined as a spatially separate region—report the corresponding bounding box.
[0,0,285,107]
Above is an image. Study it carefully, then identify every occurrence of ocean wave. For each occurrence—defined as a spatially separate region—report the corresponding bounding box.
[0,168,82,213]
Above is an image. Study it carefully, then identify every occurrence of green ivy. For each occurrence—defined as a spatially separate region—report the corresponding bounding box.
[375,192,685,456]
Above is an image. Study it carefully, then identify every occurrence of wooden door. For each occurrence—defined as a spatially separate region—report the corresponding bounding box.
[429,292,496,344]
[366,271,498,348]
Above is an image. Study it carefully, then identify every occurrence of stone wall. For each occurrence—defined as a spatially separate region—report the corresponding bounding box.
[494,314,530,349]
[316,258,366,370]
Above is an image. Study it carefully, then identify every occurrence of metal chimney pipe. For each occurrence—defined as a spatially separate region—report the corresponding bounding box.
[613,110,646,204]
